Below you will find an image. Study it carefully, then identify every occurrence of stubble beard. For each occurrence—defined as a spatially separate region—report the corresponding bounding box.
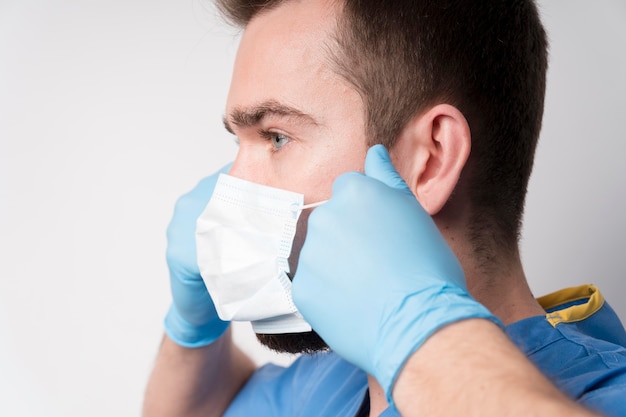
[256,330,329,354]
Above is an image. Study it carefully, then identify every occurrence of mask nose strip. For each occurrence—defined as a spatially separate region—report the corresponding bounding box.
[289,202,300,219]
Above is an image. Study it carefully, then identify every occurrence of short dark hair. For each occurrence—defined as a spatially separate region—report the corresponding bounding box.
[216,0,548,261]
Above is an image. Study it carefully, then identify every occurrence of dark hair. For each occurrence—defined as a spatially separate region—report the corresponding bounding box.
[216,0,548,260]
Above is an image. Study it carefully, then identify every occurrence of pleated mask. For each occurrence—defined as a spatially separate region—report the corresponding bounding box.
[195,173,323,334]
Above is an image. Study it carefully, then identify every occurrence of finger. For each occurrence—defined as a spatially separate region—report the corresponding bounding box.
[364,145,412,194]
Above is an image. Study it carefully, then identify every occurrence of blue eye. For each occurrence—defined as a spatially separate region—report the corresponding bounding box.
[270,133,289,149]
[258,129,291,151]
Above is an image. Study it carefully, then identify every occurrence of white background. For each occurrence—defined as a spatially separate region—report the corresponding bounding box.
[1,1,625,416]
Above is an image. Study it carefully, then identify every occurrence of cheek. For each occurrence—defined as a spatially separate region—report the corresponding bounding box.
[287,209,311,275]
[288,154,366,272]
[304,146,368,201]
[287,144,367,273]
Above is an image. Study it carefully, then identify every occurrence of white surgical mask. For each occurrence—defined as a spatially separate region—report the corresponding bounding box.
[195,173,324,334]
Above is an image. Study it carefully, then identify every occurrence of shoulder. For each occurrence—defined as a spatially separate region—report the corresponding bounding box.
[507,284,626,416]
[223,351,368,417]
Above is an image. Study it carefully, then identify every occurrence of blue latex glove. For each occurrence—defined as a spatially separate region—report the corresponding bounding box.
[292,145,501,402]
[163,164,232,348]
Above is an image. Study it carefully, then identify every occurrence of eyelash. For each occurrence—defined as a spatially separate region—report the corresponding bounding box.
[258,129,291,151]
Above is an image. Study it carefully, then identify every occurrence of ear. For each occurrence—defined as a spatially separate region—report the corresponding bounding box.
[390,104,471,215]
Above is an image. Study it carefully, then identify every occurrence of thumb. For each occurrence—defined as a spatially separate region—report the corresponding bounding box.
[364,144,412,193]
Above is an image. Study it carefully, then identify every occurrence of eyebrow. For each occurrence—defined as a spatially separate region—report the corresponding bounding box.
[222,100,320,134]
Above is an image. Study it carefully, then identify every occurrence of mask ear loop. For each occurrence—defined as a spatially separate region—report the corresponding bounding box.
[302,200,328,210]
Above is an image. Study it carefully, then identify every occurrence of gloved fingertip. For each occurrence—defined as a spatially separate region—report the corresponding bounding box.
[364,145,410,192]
[368,143,390,158]
[331,171,363,194]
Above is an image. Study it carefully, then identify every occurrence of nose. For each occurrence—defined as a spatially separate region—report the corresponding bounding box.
[228,147,270,185]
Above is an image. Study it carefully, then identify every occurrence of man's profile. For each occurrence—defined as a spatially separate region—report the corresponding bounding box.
[143,1,626,416]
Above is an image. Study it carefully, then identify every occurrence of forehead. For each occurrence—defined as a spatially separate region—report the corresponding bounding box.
[226,0,351,119]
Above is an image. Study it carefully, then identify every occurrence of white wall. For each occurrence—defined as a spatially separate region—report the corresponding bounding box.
[523,1,626,307]
[0,1,624,416]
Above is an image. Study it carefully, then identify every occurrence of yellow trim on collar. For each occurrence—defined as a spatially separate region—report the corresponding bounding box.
[537,284,604,327]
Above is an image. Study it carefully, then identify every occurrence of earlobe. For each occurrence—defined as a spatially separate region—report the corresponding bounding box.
[391,104,471,215]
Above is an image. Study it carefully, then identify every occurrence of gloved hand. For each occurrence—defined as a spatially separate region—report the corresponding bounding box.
[163,163,232,348]
[292,145,500,402]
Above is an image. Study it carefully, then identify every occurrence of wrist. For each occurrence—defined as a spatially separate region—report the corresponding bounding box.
[164,304,230,348]
[376,286,501,404]
[391,319,594,417]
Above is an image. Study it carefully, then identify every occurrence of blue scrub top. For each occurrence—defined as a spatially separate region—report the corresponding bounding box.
[224,285,626,417]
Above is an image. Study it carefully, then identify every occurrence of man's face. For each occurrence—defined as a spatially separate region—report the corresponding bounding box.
[226,0,368,274]
[224,0,368,352]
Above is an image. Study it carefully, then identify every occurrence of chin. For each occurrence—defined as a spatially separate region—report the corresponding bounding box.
[256,331,329,354]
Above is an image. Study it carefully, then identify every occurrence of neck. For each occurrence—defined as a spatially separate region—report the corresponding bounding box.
[435,209,545,325]
[464,248,545,325]
[367,375,388,417]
